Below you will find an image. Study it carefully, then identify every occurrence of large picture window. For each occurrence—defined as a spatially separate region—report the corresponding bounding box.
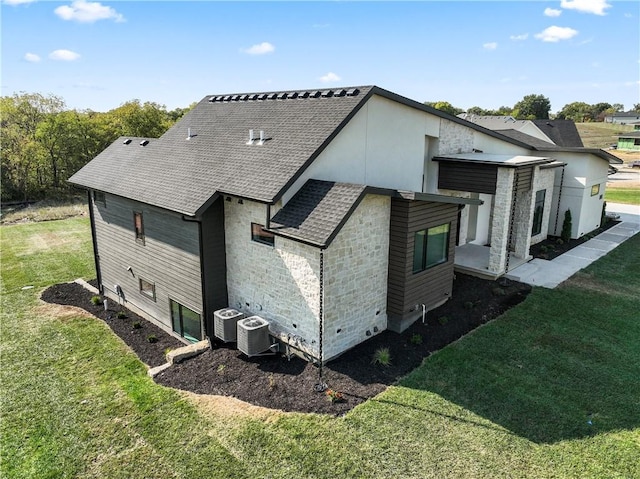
[170,300,202,343]
[532,189,546,236]
[413,223,450,273]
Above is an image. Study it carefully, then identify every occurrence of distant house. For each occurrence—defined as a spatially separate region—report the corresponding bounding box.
[616,131,640,151]
[70,86,621,363]
[604,111,640,125]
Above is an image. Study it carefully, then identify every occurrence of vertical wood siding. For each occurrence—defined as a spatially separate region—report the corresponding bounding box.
[387,199,459,324]
[93,194,203,333]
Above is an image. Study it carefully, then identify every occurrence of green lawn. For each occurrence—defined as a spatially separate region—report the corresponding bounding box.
[606,187,640,205]
[1,218,639,478]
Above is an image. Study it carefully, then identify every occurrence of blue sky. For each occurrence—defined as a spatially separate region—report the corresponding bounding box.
[2,0,638,113]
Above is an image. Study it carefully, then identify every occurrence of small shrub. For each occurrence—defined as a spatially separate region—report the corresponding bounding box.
[116,311,127,319]
[438,316,449,325]
[146,334,158,343]
[217,364,226,374]
[90,295,102,306]
[268,373,276,389]
[540,245,549,253]
[326,389,345,403]
[132,321,142,329]
[492,287,506,296]
[409,333,423,345]
[464,301,475,310]
[600,201,607,228]
[372,347,391,366]
[561,209,572,243]
[164,348,173,356]
[556,238,564,245]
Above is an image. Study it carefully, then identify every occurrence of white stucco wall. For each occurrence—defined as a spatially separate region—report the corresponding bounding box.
[322,194,390,361]
[283,95,440,204]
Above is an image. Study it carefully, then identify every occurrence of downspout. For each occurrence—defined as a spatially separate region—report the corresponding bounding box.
[314,247,327,392]
[182,215,208,340]
[553,166,565,236]
[87,190,103,294]
[265,204,271,229]
[505,170,520,274]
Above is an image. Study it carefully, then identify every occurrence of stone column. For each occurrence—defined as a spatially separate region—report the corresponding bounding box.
[488,168,514,274]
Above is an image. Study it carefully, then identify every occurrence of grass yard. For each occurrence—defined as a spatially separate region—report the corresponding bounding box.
[605,187,640,205]
[1,217,639,478]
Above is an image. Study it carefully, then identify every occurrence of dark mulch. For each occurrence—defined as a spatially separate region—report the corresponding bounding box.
[530,219,620,261]
[42,274,530,415]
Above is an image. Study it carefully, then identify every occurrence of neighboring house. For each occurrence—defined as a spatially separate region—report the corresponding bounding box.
[604,111,640,124]
[70,86,621,363]
[616,132,640,151]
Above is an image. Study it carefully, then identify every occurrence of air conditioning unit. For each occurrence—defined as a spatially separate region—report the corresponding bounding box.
[213,308,244,342]
[237,316,272,356]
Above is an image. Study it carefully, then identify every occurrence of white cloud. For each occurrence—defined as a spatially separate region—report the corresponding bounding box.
[242,42,275,55]
[560,0,611,15]
[483,42,497,50]
[49,49,81,61]
[54,0,125,23]
[534,26,579,42]
[4,0,36,5]
[319,72,341,83]
[24,52,41,62]
[510,33,529,41]
[544,7,562,17]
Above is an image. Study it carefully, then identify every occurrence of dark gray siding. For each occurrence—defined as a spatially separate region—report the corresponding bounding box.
[93,194,203,335]
[200,197,228,337]
[387,199,458,330]
[438,162,497,194]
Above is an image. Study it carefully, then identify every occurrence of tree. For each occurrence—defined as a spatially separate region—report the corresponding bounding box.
[633,103,640,112]
[561,209,572,242]
[513,94,551,120]
[424,101,463,116]
[106,100,172,138]
[557,102,592,122]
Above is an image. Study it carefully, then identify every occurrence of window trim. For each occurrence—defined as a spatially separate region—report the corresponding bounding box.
[138,277,156,301]
[133,211,145,244]
[412,223,451,274]
[251,222,275,247]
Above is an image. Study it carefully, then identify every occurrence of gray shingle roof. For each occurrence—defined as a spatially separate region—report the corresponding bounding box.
[531,119,584,147]
[269,180,367,248]
[69,87,374,215]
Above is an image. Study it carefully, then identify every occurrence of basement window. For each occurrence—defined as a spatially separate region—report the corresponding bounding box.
[133,212,145,244]
[139,278,156,301]
[251,223,275,246]
[413,223,450,273]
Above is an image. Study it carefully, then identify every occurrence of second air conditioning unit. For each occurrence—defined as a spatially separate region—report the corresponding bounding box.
[213,308,244,342]
[237,316,272,356]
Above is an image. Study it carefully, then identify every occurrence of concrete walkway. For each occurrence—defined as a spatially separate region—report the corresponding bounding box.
[506,202,640,288]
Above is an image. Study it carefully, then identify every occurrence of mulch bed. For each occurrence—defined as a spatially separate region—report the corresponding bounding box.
[42,274,531,415]
[530,219,620,261]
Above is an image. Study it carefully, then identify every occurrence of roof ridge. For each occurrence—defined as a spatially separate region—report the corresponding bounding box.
[206,85,373,103]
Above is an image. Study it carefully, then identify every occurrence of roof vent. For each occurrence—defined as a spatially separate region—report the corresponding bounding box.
[287,92,298,99]
[346,88,360,96]
[257,93,268,100]
[321,90,333,98]
[297,91,310,98]
[257,130,266,146]
[208,96,215,102]
[139,140,149,147]
[249,94,259,100]
[239,94,249,101]
[231,95,240,101]
[333,89,346,97]
[186,127,196,140]
[277,92,288,100]
[246,129,255,145]
[123,138,132,145]
[309,91,321,98]
[268,93,278,100]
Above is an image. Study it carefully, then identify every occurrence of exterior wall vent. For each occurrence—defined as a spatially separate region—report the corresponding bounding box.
[213,308,244,342]
[139,140,149,147]
[237,316,273,356]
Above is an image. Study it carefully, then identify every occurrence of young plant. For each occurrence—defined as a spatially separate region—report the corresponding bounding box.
[132,321,142,329]
[372,347,391,366]
[409,333,423,345]
[438,316,450,325]
[464,301,475,310]
[116,311,127,319]
[325,389,345,403]
[146,334,158,343]
[90,295,102,306]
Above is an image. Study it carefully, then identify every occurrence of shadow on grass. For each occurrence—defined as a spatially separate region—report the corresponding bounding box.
[398,287,640,444]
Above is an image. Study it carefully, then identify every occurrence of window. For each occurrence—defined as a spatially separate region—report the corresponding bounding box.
[139,278,156,301]
[412,223,450,273]
[133,212,145,244]
[532,189,546,236]
[591,184,600,197]
[93,190,105,206]
[170,299,202,342]
[251,223,274,246]
[635,139,640,146]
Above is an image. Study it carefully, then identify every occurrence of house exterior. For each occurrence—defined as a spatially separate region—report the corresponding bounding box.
[616,132,640,151]
[604,111,640,124]
[70,86,621,362]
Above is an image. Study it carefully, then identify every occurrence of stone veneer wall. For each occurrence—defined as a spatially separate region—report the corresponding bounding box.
[530,167,556,245]
[322,195,390,361]
[488,168,515,274]
[225,200,321,356]
[438,119,475,155]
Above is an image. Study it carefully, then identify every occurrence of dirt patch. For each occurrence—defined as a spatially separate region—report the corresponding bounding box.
[42,274,530,415]
[530,219,619,261]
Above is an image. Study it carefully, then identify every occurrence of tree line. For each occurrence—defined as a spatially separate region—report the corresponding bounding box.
[426,94,639,122]
[2,91,637,203]
[1,93,193,203]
